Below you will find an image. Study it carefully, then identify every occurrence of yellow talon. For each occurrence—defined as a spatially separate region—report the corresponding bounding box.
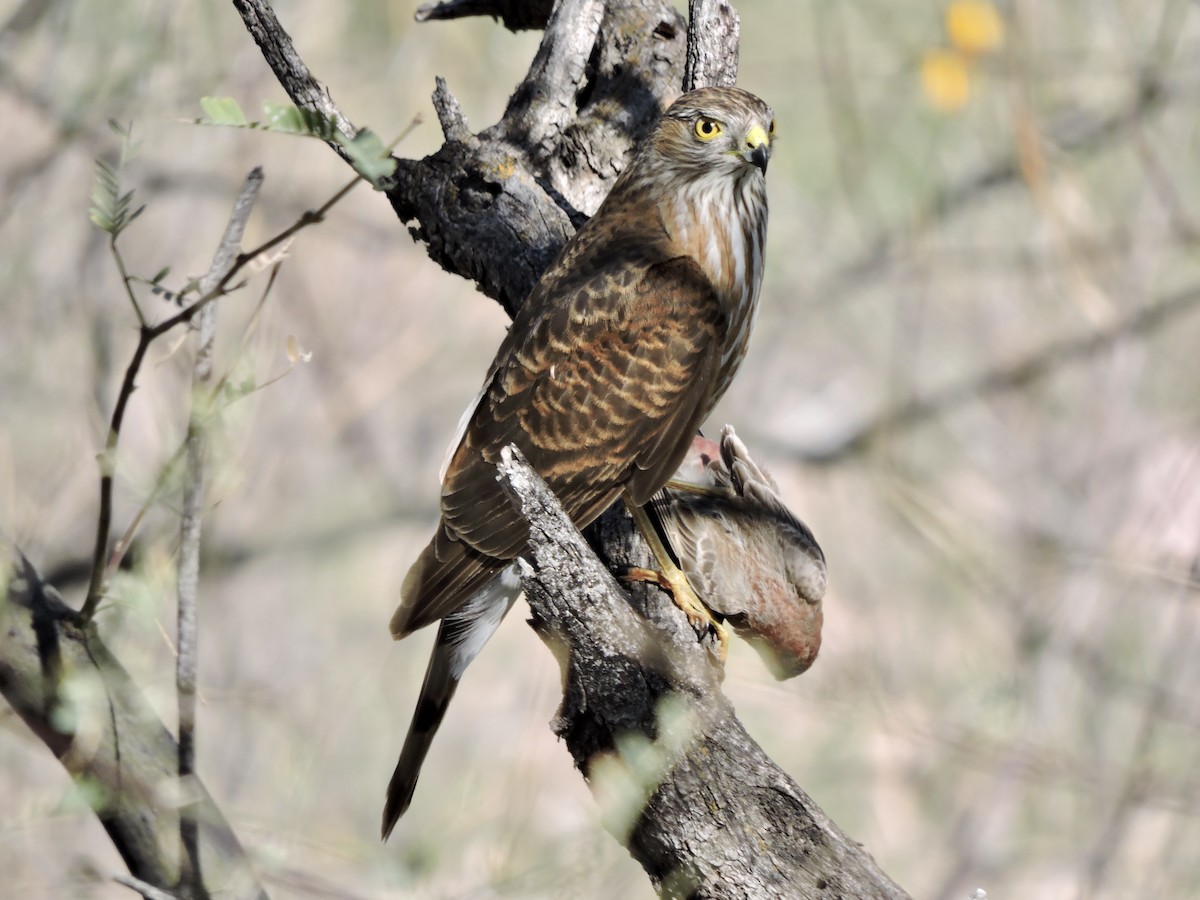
[622,494,729,660]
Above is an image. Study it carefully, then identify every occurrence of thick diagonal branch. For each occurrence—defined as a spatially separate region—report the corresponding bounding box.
[495,449,908,899]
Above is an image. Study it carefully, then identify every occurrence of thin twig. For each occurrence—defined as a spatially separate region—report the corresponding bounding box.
[80,137,414,618]
[104,267,280,582]
[83,328,156,618]
[105,443,188,582]
[111,238,148,327]
[174,167,264,894]
[113,874,179,900]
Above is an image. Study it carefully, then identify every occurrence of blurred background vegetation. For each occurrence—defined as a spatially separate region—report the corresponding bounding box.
[2,0,1199,897]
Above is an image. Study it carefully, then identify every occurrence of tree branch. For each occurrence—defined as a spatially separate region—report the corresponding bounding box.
[496,448,908,898]
[0,541,267,899]
[233,0,686,314]
[414,0,555,32]
[172,165,263,897]
[792,278,1200,464]
[230,0,356,143]
[684,0,740,91]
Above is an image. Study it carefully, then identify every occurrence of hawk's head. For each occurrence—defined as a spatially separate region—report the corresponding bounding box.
[652,86,776,180]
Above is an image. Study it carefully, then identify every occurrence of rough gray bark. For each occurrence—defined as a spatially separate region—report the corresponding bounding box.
[497,449,906,898]
[389,0,688,314]
[234,0,687,315]
[0,541,267,899]
[684,0,740,91]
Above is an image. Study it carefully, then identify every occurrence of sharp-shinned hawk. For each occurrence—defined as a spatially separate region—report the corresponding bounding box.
[383,86,774,837]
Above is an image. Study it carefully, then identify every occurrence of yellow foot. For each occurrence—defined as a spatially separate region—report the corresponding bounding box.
[621,565,729,661]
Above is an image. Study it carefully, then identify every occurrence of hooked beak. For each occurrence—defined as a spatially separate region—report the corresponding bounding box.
[742,123,771,175]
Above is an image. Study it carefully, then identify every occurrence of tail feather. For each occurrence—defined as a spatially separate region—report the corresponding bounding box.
[382,621,458,838]
[391,526,506,638]
[382,568,521,839]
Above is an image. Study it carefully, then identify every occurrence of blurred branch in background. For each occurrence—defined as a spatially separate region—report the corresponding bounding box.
[0,542,267,899]
[0,92,396,892]
[173,165,264,898]
[816,73,1169,309]
[791,278,1200,463]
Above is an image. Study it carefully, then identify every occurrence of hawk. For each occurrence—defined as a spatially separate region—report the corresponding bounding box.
[383,86,774,837]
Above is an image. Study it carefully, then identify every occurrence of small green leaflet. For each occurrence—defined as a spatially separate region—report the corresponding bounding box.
[195,97,397,186]
[88,122,146,236]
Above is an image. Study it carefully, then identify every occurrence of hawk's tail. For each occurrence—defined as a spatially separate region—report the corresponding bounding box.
[390,525,507,639]
[381,567,521,839]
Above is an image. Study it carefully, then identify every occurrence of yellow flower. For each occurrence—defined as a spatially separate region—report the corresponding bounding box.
[946,0,1004,56]
[920,50,971,113]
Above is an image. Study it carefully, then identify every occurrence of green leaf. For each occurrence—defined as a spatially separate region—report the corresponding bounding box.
[261,102,337,139]
[199,96,248,127]
[88,125,142,236]
[337,128,397,187]
[192,97,398,188]
[89,160,121,234]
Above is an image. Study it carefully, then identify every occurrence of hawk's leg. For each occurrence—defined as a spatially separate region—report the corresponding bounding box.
[621,491,729,660]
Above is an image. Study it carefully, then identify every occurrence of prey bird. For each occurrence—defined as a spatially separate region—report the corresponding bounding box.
[383,86,775,837]
[646,427,826,681]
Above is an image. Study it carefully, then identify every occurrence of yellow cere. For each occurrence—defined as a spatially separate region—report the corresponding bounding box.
[744,124,769,150]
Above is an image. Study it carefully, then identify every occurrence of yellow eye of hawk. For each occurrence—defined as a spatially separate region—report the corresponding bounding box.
[694,117,723,141]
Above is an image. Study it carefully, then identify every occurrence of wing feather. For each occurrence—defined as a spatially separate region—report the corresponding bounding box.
[395,247,725,631]
[442,253,723,557]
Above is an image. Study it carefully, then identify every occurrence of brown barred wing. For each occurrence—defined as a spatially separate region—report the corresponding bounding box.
[392,257,725,635]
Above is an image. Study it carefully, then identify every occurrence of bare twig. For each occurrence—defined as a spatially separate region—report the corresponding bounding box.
[105,445,187,585]
[111,239,149,327]
[83,327,157,618]
[105,254,293,584]
[113,873,180,900]
[81,157,387,620]
[172,165,263,897]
